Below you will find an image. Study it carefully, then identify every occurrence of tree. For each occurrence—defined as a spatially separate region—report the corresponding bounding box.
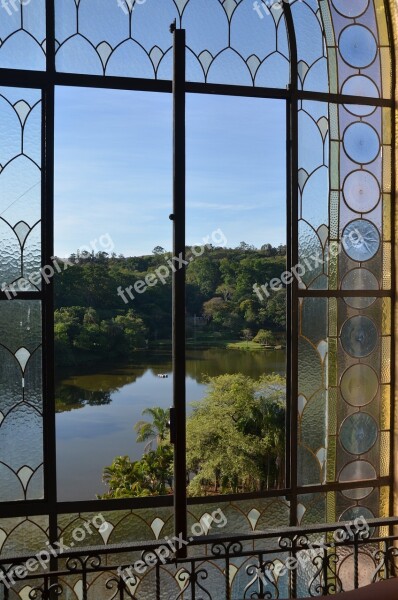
[99,444,173,498]
[186,374,286,495]
[241,328,253,344]
[134,407,170,447]
[253,329,276,346]
[152,246,166,255]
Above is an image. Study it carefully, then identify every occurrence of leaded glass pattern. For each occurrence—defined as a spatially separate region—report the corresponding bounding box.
[57,498,289,549]
[296,0,392,526]
[291,0,328,92]
[0,515,49,557]
[0,88,42,292]
[0,0,46,70]
[55,0,290,87]
[55,500,290,599]
[0,0,394,558]
[298,100,330,290]
[0,301,43,501]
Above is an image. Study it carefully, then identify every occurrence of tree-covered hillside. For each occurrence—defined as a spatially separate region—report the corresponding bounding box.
[54,243,286,365]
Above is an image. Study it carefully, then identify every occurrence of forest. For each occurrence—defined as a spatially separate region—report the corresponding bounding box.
[54,242,287,366]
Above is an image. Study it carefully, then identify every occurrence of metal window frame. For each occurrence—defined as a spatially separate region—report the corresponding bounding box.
[0,0,394,550]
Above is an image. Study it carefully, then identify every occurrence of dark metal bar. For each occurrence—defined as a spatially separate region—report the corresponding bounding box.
[285,97,292,492]
[43,0,58,584]
[0,291,45,301]
[171,25,187,548]
[0,68,393,108]
[0,475,390,519]
[384,0,397,525]
[284,2,299,528]
[298,290,392,298]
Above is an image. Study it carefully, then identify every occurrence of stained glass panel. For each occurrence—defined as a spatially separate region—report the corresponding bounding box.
[55,0,290,88]
[0,516,48,557]
[0,301,43,501]
[0,88,42,293]
[0,0,46,70]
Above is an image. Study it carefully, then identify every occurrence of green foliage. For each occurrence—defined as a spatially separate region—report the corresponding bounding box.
[100,374,286,499]
[54,307,147,366]
[54,245,287,366]
[134,407,170,445]
[186,373,285,495]
[98,445,174,499]
[253,329,277,346]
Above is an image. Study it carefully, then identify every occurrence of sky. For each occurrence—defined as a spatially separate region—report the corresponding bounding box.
[54,87,286,257]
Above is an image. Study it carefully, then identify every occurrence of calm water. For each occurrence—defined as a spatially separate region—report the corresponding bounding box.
[56,348,286,500]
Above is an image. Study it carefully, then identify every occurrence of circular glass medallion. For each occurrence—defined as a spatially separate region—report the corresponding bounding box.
[342,76,379,117]
[343,123,380,164]
[339,25,377,69]
[340,315,378,358]
[340,413,378,455]
[340,506,375,540]
[339,460,377,500]
[342,220,380,262]
[332,0,369,18]
[340,460,375,500]
[343,171,380,213]
[341,268,378,309]
[341,364,378,406]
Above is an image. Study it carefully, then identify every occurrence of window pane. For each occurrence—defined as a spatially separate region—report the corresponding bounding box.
[55,0,290,88]
[0,0,46,70]
[54,87,173,501]
[0,300,43,501]
[0,88,42,293]
[186,94,287,497]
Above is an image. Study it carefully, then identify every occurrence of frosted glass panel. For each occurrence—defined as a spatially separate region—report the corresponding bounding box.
[0,0,46,70]
[0,301,43,501]
[0,88,42,292]
[55,0,290,88]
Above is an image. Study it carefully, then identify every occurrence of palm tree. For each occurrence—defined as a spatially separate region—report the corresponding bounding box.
[134,407,170,449]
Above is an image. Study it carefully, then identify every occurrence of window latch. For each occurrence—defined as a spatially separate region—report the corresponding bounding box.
[168,407,176,444]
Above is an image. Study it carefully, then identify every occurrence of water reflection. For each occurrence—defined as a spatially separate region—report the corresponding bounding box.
[56,348,286,500]
[56,348,286,413]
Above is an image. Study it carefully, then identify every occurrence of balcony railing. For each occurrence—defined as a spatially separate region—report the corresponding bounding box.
[1,517,398,599]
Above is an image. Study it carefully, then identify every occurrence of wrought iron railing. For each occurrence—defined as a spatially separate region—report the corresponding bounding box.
[1,517,398,599]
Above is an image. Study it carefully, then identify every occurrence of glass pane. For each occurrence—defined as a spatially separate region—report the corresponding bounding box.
[55,0,290,87]
[0,88,42,293]
[185,94,287,497]
[0,516,48,557]
[292,0,328,92]
[0,301,43,501]
[0,0,46,70]
[54,87,173,502]
[297,291,390,526]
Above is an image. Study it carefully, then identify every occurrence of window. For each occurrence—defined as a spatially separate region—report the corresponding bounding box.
[0,0,394,558]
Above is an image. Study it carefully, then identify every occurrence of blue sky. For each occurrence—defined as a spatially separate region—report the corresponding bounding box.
[54,87,286,257]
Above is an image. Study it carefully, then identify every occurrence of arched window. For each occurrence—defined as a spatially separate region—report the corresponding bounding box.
[0,0,394,570]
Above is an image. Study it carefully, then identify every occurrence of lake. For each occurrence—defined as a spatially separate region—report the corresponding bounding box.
[56,347,286,500]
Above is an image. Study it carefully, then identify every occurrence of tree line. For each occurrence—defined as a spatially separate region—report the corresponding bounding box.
[54,243,287,366]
